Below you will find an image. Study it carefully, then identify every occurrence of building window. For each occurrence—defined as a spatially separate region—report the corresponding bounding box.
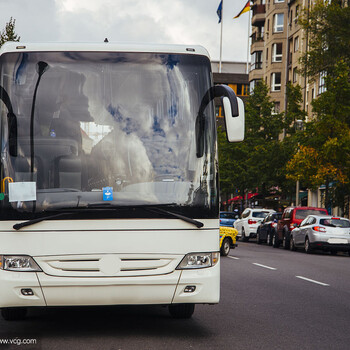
[251,51,263,70]
[272,43,283,62]
[318,71,327,94]
[273,102,280,114]
[271,72,281,91]
[294,36,299,52]
[266,47,269,63]
[293,67,298,83]
[249,79,261,93]
[274,0,284,2]
[273,13,284,32]
[295,5,300,22]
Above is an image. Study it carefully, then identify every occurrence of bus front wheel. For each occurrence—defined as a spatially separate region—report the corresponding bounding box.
[1,307,27,321]
[169,303,195,319]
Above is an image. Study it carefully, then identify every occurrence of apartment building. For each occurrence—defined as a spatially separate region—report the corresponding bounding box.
[249,0,317,116]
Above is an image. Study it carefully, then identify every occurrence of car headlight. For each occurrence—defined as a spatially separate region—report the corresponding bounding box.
[176,252,219,270]
[0,255,42,272]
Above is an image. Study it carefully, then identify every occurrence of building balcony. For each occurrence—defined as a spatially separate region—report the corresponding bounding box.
[251,4,266,27]
[250,39,264,53]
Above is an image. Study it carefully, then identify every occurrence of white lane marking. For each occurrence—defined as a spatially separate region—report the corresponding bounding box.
[296,276,329,286]
[227,256,240,260]
[253,263,277,270]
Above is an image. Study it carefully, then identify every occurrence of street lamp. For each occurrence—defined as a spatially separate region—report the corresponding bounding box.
[295,119,304,206]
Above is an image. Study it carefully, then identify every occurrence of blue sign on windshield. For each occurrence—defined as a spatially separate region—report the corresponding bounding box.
[103,187,113,201]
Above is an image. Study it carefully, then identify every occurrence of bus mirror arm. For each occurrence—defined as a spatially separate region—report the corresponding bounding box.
[8,112,18,157]
[196,85,244,157]
[0,86,18,156]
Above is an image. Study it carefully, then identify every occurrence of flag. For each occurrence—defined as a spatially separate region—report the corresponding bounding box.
[217,0,223,23]
[233,0,250,19]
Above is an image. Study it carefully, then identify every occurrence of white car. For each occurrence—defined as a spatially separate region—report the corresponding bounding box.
[234,208,276,241]
[290,215,350,255]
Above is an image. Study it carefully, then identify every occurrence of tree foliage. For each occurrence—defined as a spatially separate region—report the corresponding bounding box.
[218,82,298,202]
[0,17,20,48]
[299,0,350,79]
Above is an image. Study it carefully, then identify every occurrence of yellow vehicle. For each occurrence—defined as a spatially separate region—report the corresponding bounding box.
[219,226,238,256]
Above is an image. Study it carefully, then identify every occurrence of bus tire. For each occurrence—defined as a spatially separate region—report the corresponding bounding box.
[1,307,27,321]
[169,304,195,319]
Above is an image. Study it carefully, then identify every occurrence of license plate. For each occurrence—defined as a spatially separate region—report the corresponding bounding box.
[328,238,348,244]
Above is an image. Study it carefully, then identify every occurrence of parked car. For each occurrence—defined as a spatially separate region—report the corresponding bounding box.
[234,208,275,242]
[220,211,239,227]
[219,226,238,256]
[290,215,350,255]
[274,206,328,249]
[256,212,283,245]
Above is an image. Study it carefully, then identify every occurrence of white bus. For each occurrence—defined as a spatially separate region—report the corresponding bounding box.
[0,42,244,320]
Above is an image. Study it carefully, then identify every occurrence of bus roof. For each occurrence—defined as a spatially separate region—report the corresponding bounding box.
[0,41,210,58]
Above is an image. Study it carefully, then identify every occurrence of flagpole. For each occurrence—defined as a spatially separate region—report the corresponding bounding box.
[219,0,223,73]
[246,3,250,74]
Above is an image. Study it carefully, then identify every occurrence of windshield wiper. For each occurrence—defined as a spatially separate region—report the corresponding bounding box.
[13,204,204,230]
[142,207,204,228]
[13,212,75,230]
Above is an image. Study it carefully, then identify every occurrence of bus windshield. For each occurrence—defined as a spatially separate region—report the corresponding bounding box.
[0,51,218,220]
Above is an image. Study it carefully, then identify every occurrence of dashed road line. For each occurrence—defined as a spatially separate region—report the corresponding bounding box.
[227,256,240,260]
[296,276,329,286]
[252,263,277,270]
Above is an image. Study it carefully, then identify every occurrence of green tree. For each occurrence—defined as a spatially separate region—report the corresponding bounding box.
[0,17,20,48]
[299,0,350,79]
[218,82,292,206]
[288,61,350,210]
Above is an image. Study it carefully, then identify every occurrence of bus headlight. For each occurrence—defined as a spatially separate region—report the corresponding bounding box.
[0,255,42,272]
[176,252,219,269]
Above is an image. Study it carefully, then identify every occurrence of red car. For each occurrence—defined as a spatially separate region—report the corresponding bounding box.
[273,206,328,249]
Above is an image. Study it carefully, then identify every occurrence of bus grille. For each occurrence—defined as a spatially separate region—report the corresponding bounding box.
[34,254,181,277]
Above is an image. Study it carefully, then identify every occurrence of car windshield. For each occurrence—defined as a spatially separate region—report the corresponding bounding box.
[220,212,236,219]
[0,51,217,220]
[320,218,350,228]
[252,211,270,218]
[295,209,326,220]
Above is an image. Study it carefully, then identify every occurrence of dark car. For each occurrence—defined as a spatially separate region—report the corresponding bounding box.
[220,211,239,227]
[256,212,282,245]
[274,206,328,249]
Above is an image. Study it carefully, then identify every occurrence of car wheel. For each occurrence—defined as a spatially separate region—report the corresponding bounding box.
[290,236,296,251]
[241,228,248,242]
[256,230,261,244]
[1,307,27,321]
[169,304,195,319]
[272,233,279,248]
[220,238,231,256]
[267,233,272,246]
[304,237,312,254]
[330,250,337,256]
[283,233,290,250]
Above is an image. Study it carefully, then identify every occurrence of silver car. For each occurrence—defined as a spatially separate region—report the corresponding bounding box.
[290,215,350,255]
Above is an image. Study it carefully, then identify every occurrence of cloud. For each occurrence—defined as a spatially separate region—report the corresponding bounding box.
[0,0,249,61]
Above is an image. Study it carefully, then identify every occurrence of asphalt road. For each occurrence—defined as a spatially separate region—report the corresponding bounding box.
[1,241,350,350]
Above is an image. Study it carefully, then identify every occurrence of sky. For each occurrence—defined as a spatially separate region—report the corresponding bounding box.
[0,0,250,62]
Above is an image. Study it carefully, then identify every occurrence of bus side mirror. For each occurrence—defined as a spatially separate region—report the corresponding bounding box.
[222,96,245,143]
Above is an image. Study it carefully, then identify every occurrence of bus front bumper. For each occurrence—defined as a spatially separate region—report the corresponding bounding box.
[0,263,220,308]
